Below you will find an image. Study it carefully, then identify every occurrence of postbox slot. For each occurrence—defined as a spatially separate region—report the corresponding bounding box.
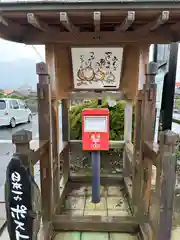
[84,116,107,132]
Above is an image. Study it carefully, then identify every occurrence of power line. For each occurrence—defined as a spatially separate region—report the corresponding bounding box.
[31,45,44,61]
[23,44,44,61]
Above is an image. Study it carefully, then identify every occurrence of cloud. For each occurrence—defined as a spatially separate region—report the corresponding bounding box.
[0,38,45,62]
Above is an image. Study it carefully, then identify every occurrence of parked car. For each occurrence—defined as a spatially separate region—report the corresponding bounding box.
[0,98,32,128]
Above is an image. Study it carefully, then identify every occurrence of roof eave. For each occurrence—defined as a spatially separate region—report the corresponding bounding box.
[0,1,180,12]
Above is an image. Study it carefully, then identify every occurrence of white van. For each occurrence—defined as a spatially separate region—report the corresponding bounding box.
[0,98,32,128]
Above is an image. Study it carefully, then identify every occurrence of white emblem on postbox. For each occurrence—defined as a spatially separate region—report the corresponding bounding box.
[91,134,100,149]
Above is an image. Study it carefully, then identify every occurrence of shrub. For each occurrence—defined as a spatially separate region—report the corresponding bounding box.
[6,94,25,100]
[69,99,132,140]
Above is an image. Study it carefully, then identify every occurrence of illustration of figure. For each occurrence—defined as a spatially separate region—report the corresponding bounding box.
[95,59,106,81]
[77,53,95,83]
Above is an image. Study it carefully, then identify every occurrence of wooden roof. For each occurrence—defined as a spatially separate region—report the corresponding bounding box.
[1,1,180,45]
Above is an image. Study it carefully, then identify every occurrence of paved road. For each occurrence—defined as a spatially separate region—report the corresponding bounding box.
[172,113,180,134]
[0,104,63,202]
[0,114,39,142]
[173,113,180,121]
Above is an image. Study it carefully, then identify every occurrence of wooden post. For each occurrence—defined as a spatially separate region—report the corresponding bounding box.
[13,129,33,169]
[132,45,151,213]
[46,44,61,212]
[123,102,133,177]
[132,62,158,217]
[132,91,143,214]
[5,130,41,240]
[61,99,70,183]
[154,130,178,240]
[141,62,158,215]
[36,62,53,239]
[51,101,60,214]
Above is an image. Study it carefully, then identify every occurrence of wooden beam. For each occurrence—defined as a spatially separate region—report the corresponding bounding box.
[0,26,12,40]
[36,62,54,239]
[170,22,180,32]
[60,99,70,183]
[30,140,49,165]
[124,177,133,212]
[0,15,24,33]
[116,11,135,31]
[139,223,153,240]
[70,91,125,100]
[70,140,125,149]
[24,30,172,45]
[70,173,123,184]
[124,143,134,178]
[132,95,143,215]
[52,215,139,232]
[53,45,73,99]
[60,12,79,32]
[154,131,178,240]
[0,16,8,27]
[57,175,69,213]
[141,63,158,217]
[120,45,141,100]
[125,142,134,162]
[143,141,159,167]
[134,11,169,34]
[93,11,101,32]
[164,22,180,41]
[27,13,50,32]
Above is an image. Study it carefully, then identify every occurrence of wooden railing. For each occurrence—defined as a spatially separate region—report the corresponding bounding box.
[5,63,72,239]
[123,62,179,240]
[124,130,178,239]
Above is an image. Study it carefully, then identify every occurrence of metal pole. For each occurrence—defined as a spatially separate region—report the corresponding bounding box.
[91,94,101,204]
[161,43,178,130]
[153,44,158,62]
[91,151,100,203]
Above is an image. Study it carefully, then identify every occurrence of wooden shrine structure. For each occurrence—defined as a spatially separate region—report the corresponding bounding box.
[1,1,180,239]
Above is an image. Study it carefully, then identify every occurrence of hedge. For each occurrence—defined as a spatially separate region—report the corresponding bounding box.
[69,99,134,140]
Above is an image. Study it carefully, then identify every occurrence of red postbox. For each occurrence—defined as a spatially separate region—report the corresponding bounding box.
[82,108,109,151]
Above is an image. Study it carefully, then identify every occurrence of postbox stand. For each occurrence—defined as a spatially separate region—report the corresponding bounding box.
[91,151,101,203]
[82,108,110,203]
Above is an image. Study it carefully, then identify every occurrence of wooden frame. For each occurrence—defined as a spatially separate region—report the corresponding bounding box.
[2,0,180,237]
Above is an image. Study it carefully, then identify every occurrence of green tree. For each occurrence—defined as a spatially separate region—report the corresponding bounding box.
[0,90,4,98]
[6,94,25,100]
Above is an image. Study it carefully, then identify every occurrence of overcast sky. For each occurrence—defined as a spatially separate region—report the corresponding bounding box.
[0,38,45,62]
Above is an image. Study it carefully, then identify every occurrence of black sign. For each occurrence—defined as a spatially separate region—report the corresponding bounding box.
[5,153,41,240]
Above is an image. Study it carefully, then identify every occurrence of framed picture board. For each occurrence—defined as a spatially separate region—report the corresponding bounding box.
[71,47,123,90]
